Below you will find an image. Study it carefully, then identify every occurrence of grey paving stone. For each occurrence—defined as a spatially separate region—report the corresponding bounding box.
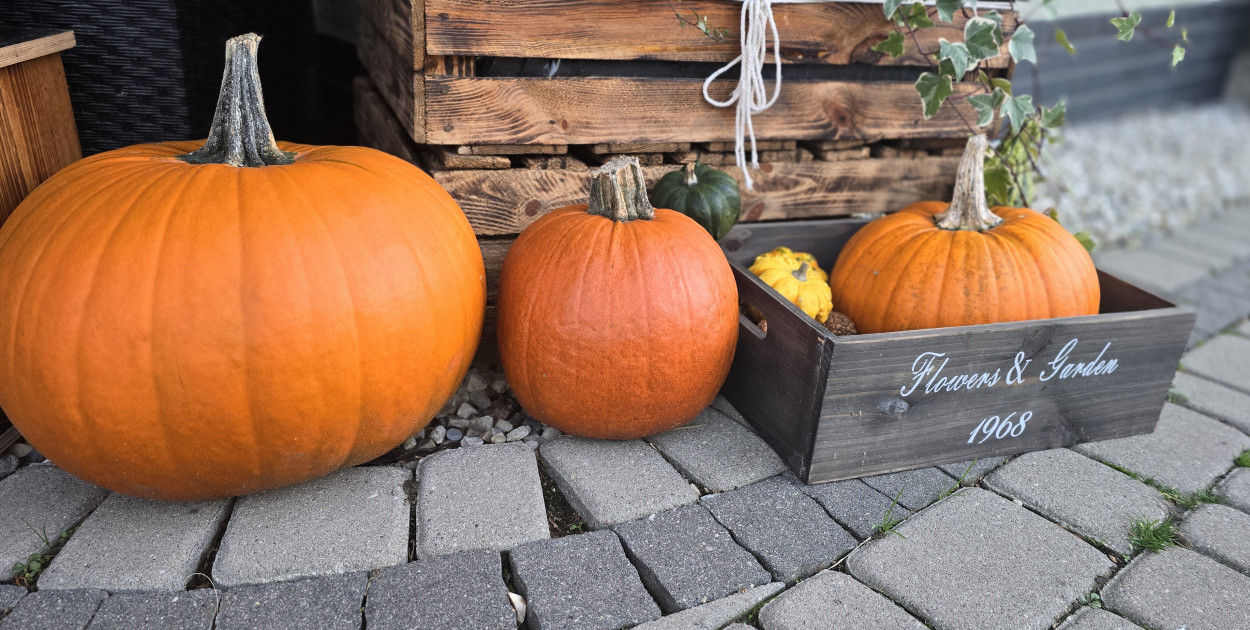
[1172,371,1250,434]
[801,478,913,541]
[508,530,659,630]
[614,504,771,614]
[701,477,856,584]
[1095,248,1211,292]
[0,589,107,630]
[631,582,784,630]
[1183,334,1250,393]
[0,455,16,481]
[1102,547,1250,630]
[1179,503,1250,575]
[759,570,926,630]
[860,467,957,511]
[0,585,25,614]
[711,395,748,426]
[983,449,1171,556]
[938,457,1007,484]
[724,625,755,630]
[847,488,1115,630]
[212,466,410,588]
[1216,467,1250,512]
[417,442,548,557]
[87,590,218,630]
[541,437,698,530]
[646,408,786,493]
[365,550,515,630]
[1188,223,1250,259]
[39,493,229,592]
[0,466,109,581]
[1152,238,1236,271]
[1055,608,1143,630]
[1238,319,1250,336]
[1074,403,1250,494]
[216,572,366,630]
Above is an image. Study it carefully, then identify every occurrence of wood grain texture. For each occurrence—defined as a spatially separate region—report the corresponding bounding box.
[716,219,1196,484]
[0,30,75,70]
[421,0,1015,67]
[432,155,958,236]
[479,237,511,303]
[429,149,511,169]
[359,0,419,69]
[358,16,421,142]
[0,52,81,225]
[422,76,985,146]
[354,76,421,163]
[458,144,567,155]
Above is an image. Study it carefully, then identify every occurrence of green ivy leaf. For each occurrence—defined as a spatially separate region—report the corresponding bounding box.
[981,10,1004,26]
[938,39,971,78]
[1054,29,1077,55]
[915,72,954,119]
[1008,24,1037,64]
[871,31,906,58]
[907,3,934,29]
[984,164,1013,207]
[1041,101,1066,129]
[999,93,1035,133]
[964,16,1004,60]
[884,0,906,19]
[936,0,964,22]
[990,77,1013,95]
[1167,10,1175,28]
[1112,12,1142,42]
[1173,45,1186,66]
[968,87,1007,127]
[1074,231,1097,252]
[1046,208,1061,222]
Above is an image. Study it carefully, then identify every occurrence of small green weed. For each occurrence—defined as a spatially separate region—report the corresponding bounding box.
[1128,517,1181,553]
[1166,389,1189,405]
[1076,591,1103,609]
[1235,450,1250,468]
[872,490,907,538]
[1101,462,1221,510]
[11,526,74,588]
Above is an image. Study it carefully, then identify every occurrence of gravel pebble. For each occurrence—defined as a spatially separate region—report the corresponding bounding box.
[429,425,447,444]
[524,440,540,451]
[457,403,477,418]
[446,428,463,442]
[496,420,514,433]
[449,417,471,430]
[6,443,32,459]
[542,427,563,440]
[402,437,418,451]
[463,437,485,447]
[419,439,437,450]
[489,432,507,444]
[490,379,509,395]
[466,371,489,392]
[472,416,495,431]
[506,426,531,442]
[470,390,493,410]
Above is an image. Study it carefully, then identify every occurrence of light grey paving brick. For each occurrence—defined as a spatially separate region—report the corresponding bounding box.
[1238,319,1250,336]
[1152,238,1236,270]
[724,625,755,630]
[938,457,1007,484]
[800,479,912,541]
[847,488,1114,630]
[1094,248,1211,292]
[614,504,771,614]
[0,589,106,630]
[39,493,229,592]
[860,467,957,511]
[216,572,366,630]
[1102,547,1250,630]
[1172,371,1250,434]
[365,550,515,630]
[0,455,16,481]
[1055,608,1144,630]
[711,395,748,426]
[508,530,659,630]
[1187,223,1250,259]
[87,590,218,630]
[1074,403,1250,493]
[417,442,547,558]
[0,466,109,581]
[1179,503,1250,575]
[212,466,410,588]
[646,408,786,493]
[759,570,926,630]
[1216,468,1250,512]
[983,449,1171,556]
[1183,334,1250,393]
[631,582,783,630]
[541,437,698,530]
[0,585,25,614]
[701,477,856,584]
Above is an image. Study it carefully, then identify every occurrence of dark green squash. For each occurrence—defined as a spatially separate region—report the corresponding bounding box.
[650,162,741,240]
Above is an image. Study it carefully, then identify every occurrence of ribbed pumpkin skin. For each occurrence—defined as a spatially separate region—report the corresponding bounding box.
[0,141,485,500]
[831,202,1100,333]
[650,164,741,240]
[496,206,738,439]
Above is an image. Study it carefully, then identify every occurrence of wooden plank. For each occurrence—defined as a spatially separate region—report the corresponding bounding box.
[519,155,587,170]
[479,237,511,303]
[353,76,421,163]
[458,144,567,155]
[359,0,420,70]
[813,146,871,161]
[0,424,19,455]
[591,142,689,154]
[0,30,75,70]
[701,140,796,152]
[423,0,1015,68]
[428,148,511,169]
[358,16,421,142]
[433,156,958,236]
[422,76,985,145]
[0,52,81,225]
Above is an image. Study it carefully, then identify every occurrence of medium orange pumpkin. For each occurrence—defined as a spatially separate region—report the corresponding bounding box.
[830,135,1099,334]
[0,35,485,501]
[496,157,738,439]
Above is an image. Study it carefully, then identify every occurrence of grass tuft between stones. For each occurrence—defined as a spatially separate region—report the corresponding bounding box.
[871,490,907,539]
[1100,461,1223,510]
[1128,517,1182,553]
[10,525,75,589]
[1235,449,1250,468]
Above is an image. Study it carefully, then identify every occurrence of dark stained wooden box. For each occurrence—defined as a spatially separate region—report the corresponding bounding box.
[719,219,1195,484]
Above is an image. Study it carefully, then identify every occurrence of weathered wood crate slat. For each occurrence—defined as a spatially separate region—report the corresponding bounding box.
[358,0,1018,146]
[719,219,1195,483]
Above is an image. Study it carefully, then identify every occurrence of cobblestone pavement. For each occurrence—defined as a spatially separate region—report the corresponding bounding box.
[5,139,1250,630]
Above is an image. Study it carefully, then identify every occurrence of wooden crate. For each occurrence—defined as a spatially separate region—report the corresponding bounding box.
[719,219,1195,484]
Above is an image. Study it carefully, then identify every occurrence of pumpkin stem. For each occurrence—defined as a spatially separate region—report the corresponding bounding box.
[792,261,809,282]
[683,162,699,186]
[587,156,655,222]
[178,34,295,168]
[934,134,1002,231]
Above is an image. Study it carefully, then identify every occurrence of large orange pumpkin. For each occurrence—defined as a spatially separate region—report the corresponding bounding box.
[831,135,1099,333]
[0,35,485,501]
[496,157,738,439]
